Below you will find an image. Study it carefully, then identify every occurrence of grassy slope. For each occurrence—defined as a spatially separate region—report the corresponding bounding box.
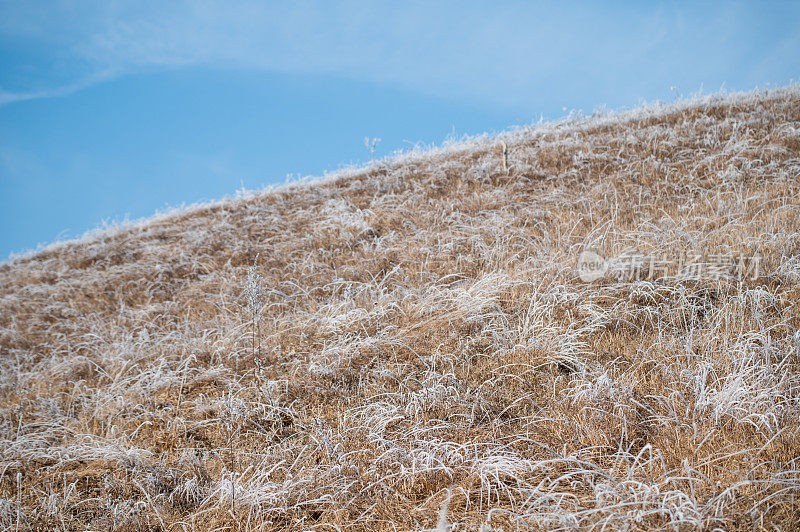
[1,87,799,531]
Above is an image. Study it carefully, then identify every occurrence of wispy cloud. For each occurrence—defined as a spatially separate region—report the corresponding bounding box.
[1,1,798,110]
[0,69,118,106]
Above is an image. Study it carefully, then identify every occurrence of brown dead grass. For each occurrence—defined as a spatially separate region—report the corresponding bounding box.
[0,88,799,531]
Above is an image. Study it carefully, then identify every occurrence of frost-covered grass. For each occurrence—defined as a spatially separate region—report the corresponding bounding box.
[0,86,799,530]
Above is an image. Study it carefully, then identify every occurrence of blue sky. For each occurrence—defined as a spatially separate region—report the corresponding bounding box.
[1,1,798,259]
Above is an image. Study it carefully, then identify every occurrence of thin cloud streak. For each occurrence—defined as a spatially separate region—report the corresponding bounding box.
[0,1,798,111]
[0,69,118,106]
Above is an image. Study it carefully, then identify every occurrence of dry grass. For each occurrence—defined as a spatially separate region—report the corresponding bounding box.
[1,87,799,531]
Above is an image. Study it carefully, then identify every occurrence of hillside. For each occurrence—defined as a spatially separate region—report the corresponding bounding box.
[1,87,799,530]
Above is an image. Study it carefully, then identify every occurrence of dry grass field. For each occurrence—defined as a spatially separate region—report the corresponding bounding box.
[1,87,799,531]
